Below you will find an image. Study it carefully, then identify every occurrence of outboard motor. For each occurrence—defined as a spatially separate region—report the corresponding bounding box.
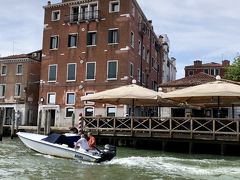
[99,144,116,162]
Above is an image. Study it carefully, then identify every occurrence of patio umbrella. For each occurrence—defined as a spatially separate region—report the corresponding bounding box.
[162,79,240,117]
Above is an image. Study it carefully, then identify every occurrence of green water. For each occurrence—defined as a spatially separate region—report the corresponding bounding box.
[1,138,240,180]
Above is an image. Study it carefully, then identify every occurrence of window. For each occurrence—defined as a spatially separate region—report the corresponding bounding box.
[16,64,23,75]
[85,107,94,116]
[137,69,140,82]
[0,84,6,97]
[146,50,150,63]
[15,84,21,97]
[84,92,95,105]
[51,10,60,21]
[48,65,57,82]
[109,1,120,13]
[50,36,59,49]
[130,63,134,77]
[86,62,96,80]
[47,93,56,104]
[143,46,145,59]
[1,65,7,76]
[107,61,118,80]
[210,69,215,75]
[66,92,75,105]
[142,72,145,84]
[107,107,116,117]
[108,29,118,44]
[216,69,220,75]
[204,69,209,74]
[66,107,74,118]
[189,70,194,76]
[71,6,79,22]
[87,32,97,46]
[138,40,141,55]
[68,34,77,47]
[67,63,76,81]
[89,3,98,19]
[80,5,88,20]
[130,32,134,47]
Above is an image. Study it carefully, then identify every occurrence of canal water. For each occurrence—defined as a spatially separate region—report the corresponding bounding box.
[1,138,240,180]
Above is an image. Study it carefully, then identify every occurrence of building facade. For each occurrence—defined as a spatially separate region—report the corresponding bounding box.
[160,34,176,83]
[185,60,230,77]
[0,51,41,126]
[39,0,165,127]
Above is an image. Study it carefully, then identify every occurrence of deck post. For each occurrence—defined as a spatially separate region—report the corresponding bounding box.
[37,110,42,134]
[11,109,15,139]
[221,143,225,155]
[189,142,193,154]
[0,108,4,141]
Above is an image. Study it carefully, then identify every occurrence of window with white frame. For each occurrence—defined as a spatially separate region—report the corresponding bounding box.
[80,5,88,20]
[204,69,209,74]
[130,32,134,47]
[143,46,145,59]
[71,6,79,22]
[47,93,56,104]
[66,92,75,105]
[107,107,116,117]
[84,92,95,105]
[108,29,119,44]
[67,63,76,81]
[216,69,220,75]
[68,34,77,47]
[15,84,21,97]
[48,64,57,82]
[138,40,141,55]
[130,63,134,77]
[66,107,74,118]
[50,35,59,49]
[210,69,215,75]
[137,68,140,82]
[51,10,60,21]
[109,1,120,13]
[87,32,97,46]
[85,107,94,116]
[89,3,98,19]
[146,50,150,63]
[16,64,23,75]
[1,65,7,76]
[107,60,118,80]
[86,62,96,80]
[0,84,6,97]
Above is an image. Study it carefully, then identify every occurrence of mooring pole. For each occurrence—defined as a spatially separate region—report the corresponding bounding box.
[0,109,3,141]
[11,109,15,139]
[37,110,42,134]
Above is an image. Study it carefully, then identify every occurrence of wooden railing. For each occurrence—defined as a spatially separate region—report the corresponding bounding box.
[82,117,240,142]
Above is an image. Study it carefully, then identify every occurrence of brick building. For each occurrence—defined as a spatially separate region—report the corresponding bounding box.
[39,0,165,127]
[185,60,230,77]
[0,51,42,126]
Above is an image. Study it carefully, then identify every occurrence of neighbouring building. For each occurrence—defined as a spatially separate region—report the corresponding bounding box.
[159,34,176,83]
[0,51,42,126]
[185,60,230,77]
[39,0,167,127]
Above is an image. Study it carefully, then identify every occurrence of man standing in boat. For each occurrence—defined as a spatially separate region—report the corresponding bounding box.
[87,132,96,150]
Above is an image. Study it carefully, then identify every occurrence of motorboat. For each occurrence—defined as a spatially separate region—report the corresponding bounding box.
[17,132,116,163]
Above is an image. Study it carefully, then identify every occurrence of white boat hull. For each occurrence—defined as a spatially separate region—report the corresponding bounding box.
[17,132,101,162]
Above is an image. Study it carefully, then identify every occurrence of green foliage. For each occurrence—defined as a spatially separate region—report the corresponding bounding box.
[224,56,240,81]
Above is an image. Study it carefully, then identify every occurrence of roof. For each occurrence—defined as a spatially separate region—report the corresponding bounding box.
[185,62,223,68]
[160,72,216,88]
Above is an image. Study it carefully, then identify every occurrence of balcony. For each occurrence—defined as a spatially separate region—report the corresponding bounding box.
[65,10,101,24]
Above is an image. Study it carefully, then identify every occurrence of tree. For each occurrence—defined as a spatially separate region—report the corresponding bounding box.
[224,56,240,81]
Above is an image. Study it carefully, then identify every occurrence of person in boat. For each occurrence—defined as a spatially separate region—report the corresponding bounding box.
[87,132,96,150]
[74,134,90,151]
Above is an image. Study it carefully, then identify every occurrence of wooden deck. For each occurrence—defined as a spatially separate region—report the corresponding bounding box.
[81,116,240,142]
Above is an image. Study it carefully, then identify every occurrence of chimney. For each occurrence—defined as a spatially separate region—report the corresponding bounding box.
[222,60,230,67]
[47,1,51,5]
[194,60,202,66]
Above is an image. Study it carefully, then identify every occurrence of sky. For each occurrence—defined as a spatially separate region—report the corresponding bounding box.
[1,0,240,78]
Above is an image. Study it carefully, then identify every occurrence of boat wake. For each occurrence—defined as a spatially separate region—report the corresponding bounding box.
[106,156,240,179]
